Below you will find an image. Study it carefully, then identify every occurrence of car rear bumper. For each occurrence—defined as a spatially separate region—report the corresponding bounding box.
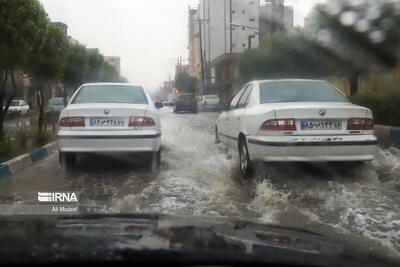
[246,134,378,162]
[58,130,161,153]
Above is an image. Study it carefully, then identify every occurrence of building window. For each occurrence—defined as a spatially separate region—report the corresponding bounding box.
[242,43,246,48]
[249,17,255,22]
[232,10,235,14]
[233,43,236,48]
[249,1,255,4]
[242,26,245,31]
[242,10,245,14]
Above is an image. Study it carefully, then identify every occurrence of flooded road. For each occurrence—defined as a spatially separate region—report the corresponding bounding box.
[1,109,399,254]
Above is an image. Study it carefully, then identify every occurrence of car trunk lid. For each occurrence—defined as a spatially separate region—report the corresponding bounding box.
[269,102,369,135]
[65,103,148,131]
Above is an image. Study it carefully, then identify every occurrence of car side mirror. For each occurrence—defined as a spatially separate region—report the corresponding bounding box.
[154,102,163,109]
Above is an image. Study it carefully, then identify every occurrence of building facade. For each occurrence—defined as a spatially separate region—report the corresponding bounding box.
[193,0,259,101]
[259,0,293,43]
[198,0,260,62]
[188,7,202,81]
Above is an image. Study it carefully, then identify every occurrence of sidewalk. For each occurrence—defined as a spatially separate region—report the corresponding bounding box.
[374,124,400,147]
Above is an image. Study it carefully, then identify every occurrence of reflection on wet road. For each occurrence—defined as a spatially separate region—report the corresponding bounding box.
[0,109,399,253]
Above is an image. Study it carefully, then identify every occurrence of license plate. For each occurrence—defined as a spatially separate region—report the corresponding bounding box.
[90,117,124,127]
[301,120,342,130]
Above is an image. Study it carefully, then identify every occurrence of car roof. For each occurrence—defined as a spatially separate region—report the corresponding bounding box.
[80,82,141,87]
[252,79,328,84]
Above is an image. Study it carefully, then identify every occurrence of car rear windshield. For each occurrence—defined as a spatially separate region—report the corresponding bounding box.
[259,81,349,104]
[10,100,20,106]
[72,85,148,104]
[48,98,64,105]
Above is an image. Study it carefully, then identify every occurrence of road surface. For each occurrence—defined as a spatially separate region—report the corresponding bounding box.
[0,109,399,254]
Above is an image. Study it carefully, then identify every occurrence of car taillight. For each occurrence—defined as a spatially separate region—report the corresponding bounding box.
[260,119,296,131]
[347,118,374,130]
[128,116,155,127]
[59,117,85,127]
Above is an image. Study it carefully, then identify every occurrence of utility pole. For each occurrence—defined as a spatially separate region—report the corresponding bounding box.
[229,0,233,54]
[198,20,206,95]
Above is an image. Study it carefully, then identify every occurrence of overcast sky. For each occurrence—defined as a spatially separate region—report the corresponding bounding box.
[39,0,324,92]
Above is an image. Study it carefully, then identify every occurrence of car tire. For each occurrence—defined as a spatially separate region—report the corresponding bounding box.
[149,149,161,173]
[215,126,220,144]
[239,137,253,179]
[59,152,76,170]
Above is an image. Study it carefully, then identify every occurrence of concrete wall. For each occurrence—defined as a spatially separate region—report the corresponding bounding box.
[326,66,400,96]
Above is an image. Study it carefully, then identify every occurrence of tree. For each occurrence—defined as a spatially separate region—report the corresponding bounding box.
[28,23,68,134]
[0,0,48,137]
[239,0,400,96]
[240,31,342,83]
[85,50,105,82]
[174,73,197,94]
[63,43,89,95]
[306,1,400,95]
[98,61,120,82]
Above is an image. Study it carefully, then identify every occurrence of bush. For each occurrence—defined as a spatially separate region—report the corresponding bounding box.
[0,137,14,161]
[16,126,31,149]
[33,130,50,146]
[351,90,400,127]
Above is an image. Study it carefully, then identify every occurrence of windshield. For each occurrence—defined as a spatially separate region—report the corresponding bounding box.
[259,81,349,103]
[1,0,400,265]
[72,85,148,104]
[48,98,64,106]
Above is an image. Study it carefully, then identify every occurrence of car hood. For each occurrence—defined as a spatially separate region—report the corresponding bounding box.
[0,214,398,266]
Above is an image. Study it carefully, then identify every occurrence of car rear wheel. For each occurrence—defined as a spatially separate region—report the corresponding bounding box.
[239,137,253,179]
[149,149,161,173]
[59,152,76,170]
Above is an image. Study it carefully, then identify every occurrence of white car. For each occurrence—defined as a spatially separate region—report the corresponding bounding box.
[58,83,162,171]
[215,79,378,178]
[6,100,30,115]
[197,95,220,111]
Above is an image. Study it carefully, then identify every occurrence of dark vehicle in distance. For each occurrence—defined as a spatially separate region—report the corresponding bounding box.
[173,94,197,113]
[46,97,66,116]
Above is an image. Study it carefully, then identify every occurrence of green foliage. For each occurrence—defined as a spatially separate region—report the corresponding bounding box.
[28,23,68,81]
[240,31,342,82]
[86,50,105,82]
[0,137,13,160]
[239,0,400,95]
[351,91,400,126]
[63,43,89,88]
[0,0,48,70]
[33,130,50,146]
[16,126,31,149]
[175,73,197,94]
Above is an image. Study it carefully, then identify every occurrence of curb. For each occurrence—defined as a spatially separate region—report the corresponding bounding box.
[0,142,58,180]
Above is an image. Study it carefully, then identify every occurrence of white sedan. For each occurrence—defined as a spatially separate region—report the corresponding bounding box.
[6,100,30,115]
[58,83,162,171]
[215,79,378,178]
